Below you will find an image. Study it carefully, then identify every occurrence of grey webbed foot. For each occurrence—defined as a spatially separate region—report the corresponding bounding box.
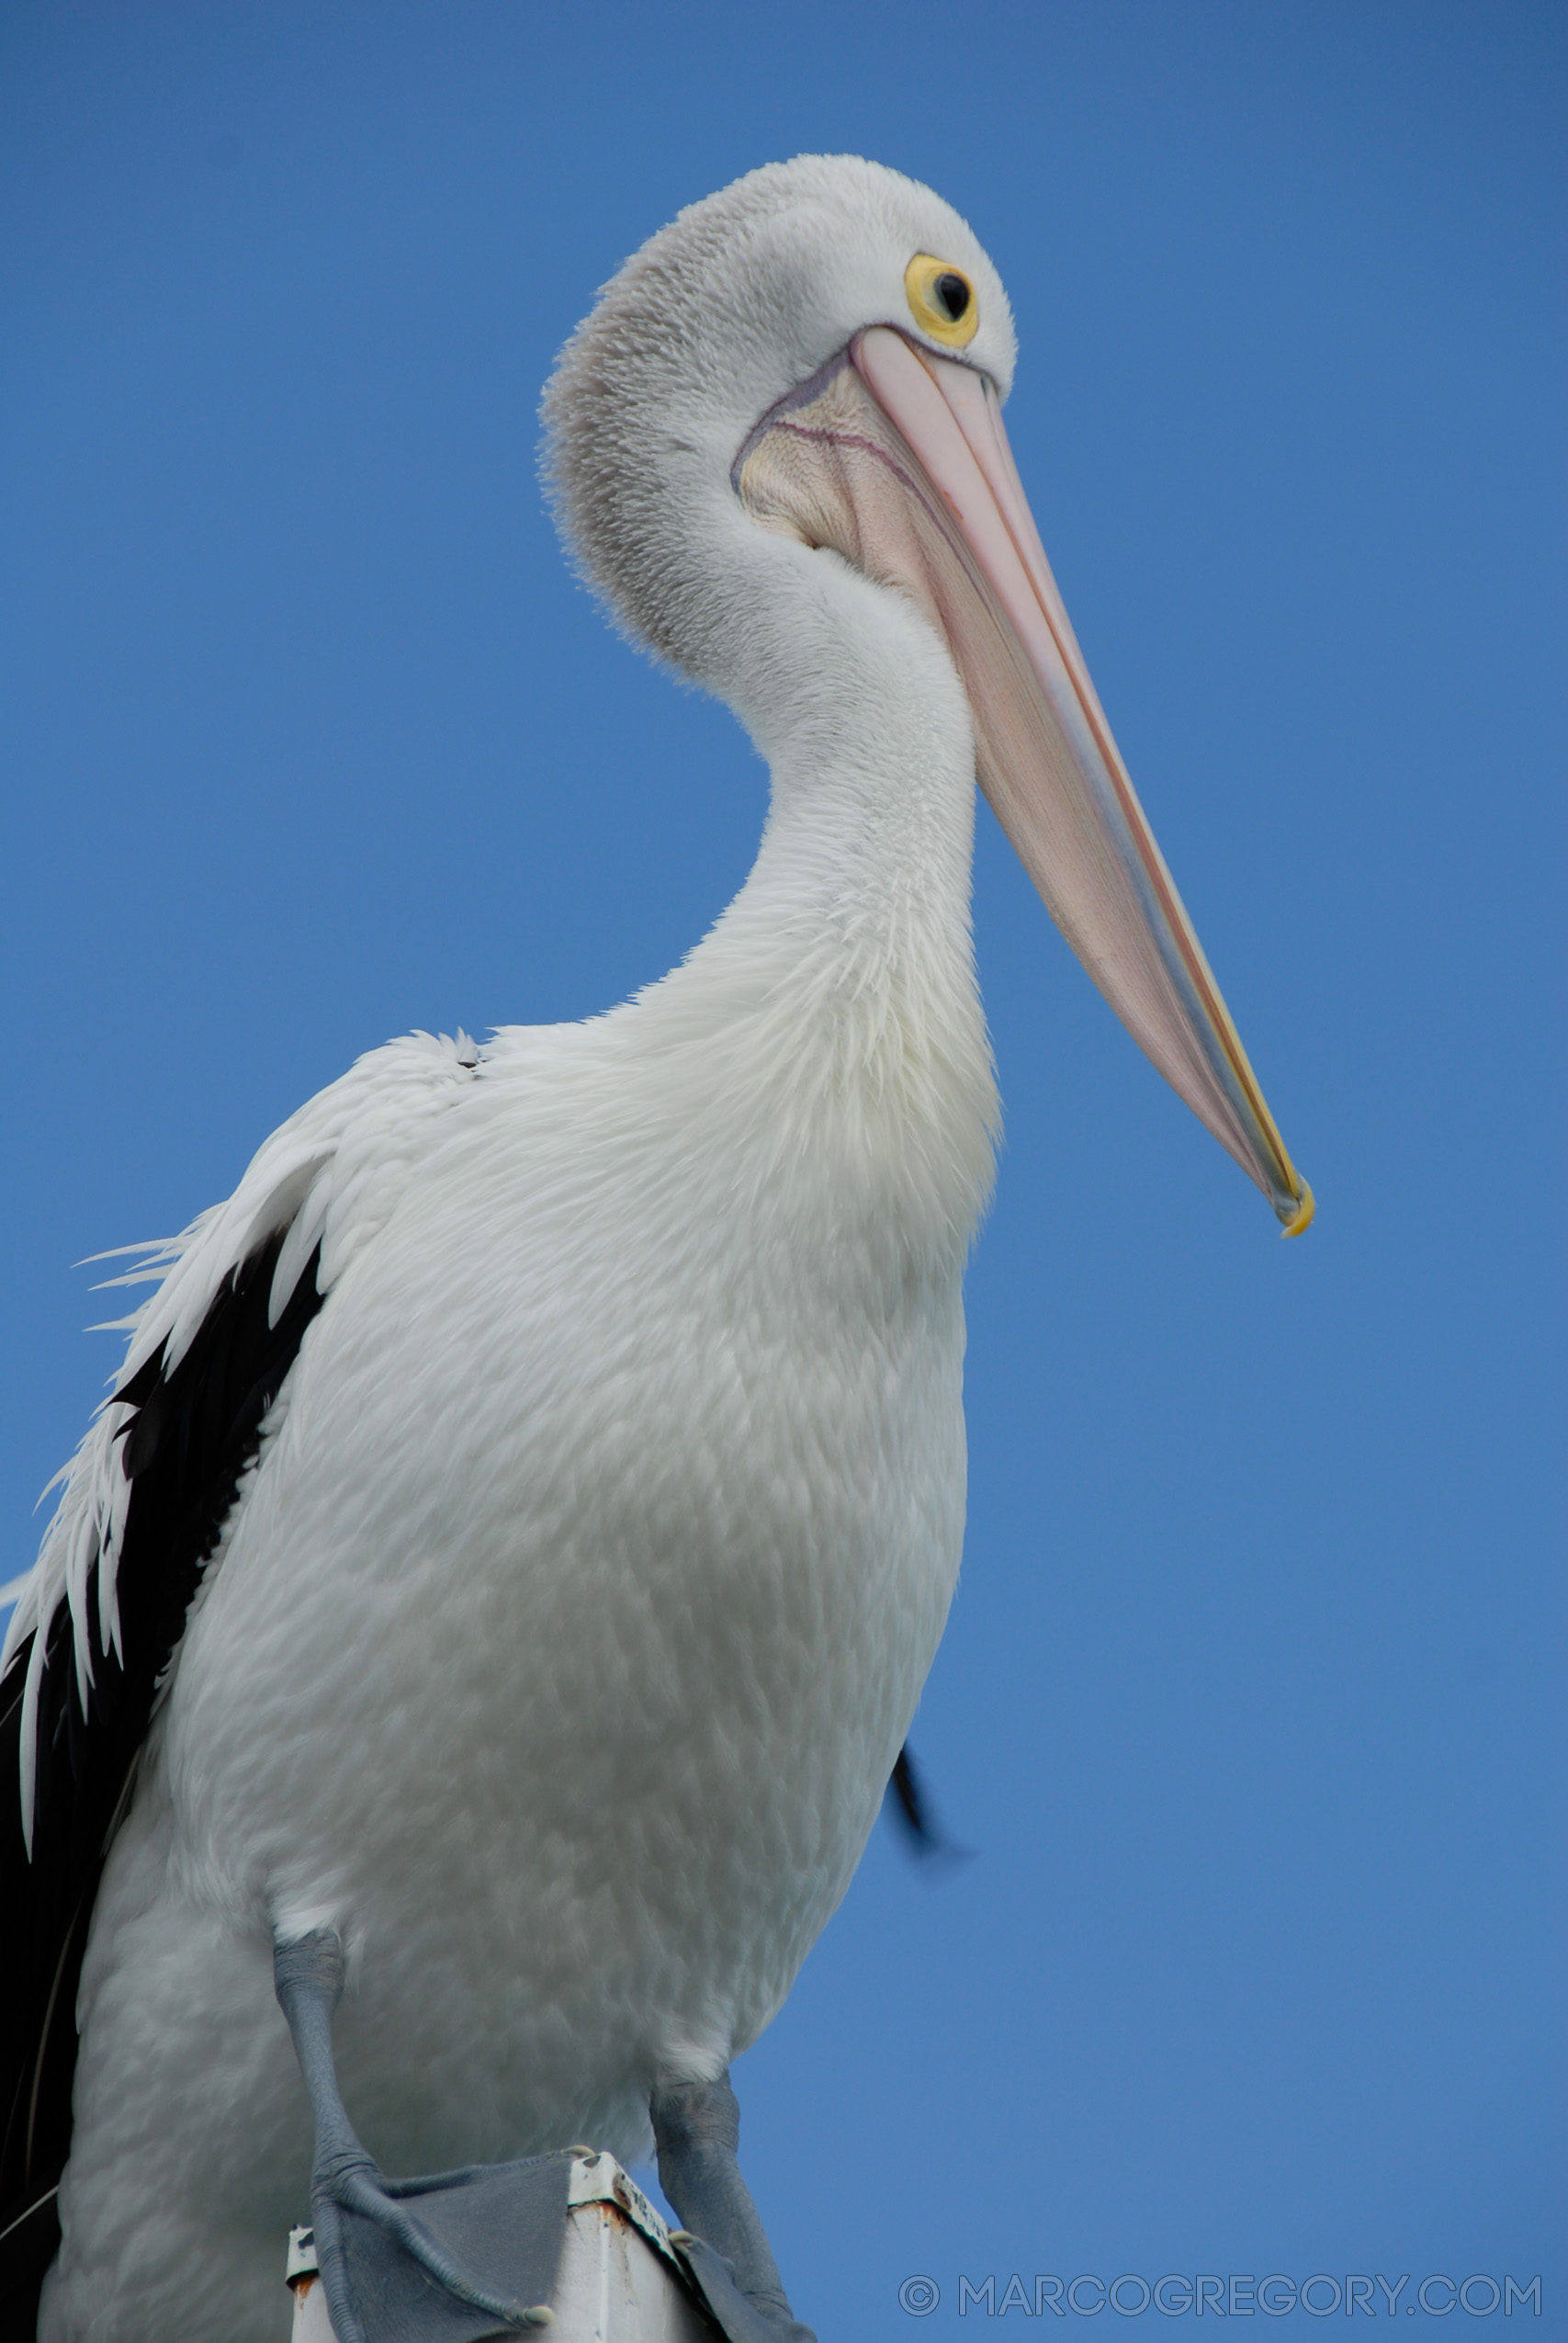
[275,1930,569,2343]
[650,2072,816,2343]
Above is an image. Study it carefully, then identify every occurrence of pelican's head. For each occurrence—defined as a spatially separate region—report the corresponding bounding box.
[545,156,1311,1232]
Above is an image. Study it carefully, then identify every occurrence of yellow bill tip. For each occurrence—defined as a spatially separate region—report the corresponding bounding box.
[1279,1180,1315,1239]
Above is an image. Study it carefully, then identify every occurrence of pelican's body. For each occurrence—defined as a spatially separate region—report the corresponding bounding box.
[3,156,1307,2341]
[53,744,991,2330]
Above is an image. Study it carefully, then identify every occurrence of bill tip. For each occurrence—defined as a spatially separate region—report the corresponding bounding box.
[1280,1180,1315,1239]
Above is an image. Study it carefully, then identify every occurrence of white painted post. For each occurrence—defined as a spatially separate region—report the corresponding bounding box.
[555,2153,718,2338]
[285,2154,721,2339]
[286,2224,334,2340]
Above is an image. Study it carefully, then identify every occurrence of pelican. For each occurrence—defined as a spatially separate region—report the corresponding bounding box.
[0,154,1311,2343]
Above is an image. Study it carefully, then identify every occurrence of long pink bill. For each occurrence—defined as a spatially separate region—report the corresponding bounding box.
[736,326,1312,1232]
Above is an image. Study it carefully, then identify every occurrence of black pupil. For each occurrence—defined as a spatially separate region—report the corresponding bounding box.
[935,272,970,321]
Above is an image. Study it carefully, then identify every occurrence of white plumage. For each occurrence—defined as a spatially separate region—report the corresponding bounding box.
[4,154,1305,2341]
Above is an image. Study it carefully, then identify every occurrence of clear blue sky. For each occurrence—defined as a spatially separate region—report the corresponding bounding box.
[2,3,1562,2331]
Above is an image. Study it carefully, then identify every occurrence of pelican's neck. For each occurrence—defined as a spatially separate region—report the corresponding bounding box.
[631,560,999,1245]
[721,721,976,1002]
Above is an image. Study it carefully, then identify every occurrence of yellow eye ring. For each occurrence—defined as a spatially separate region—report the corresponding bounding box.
[905,255,978,348]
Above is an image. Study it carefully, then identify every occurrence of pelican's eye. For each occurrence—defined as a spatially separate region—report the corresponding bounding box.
[904,255,979,348]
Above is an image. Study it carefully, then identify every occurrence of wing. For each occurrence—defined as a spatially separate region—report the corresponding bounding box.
[0,1028,481,2308]
[886,1743,967,1864]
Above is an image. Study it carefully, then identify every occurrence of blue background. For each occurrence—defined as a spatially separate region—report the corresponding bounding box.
[1,4,1561,2330]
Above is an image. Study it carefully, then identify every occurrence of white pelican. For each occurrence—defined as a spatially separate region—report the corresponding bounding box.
[0,155,1310,2343]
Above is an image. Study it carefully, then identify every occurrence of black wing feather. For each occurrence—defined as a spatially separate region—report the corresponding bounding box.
[0,1228,324,2318]
[886,1741,969,1865]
